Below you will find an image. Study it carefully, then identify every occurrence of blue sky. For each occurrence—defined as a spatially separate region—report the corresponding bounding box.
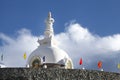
[0,0,120,36]
[0,0,120,72]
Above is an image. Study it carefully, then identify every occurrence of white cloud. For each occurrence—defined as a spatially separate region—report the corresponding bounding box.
[55,23,120,72]
[0,23,120,72]
[0,28,39,67]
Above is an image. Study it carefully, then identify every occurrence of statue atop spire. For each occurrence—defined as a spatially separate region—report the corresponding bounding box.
[44,12,55,38]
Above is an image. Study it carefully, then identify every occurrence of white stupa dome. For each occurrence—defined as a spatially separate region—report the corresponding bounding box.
[27,12,73,69]
[28,46,69,64]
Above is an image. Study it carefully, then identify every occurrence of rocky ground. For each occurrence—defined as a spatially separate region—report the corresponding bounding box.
[0,68,120,80]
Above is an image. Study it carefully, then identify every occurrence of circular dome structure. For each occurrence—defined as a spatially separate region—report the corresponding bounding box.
[27,46,73,68]
[26,12,73,69]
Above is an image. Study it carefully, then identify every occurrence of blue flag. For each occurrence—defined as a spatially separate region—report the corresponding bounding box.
[43,56,45,62]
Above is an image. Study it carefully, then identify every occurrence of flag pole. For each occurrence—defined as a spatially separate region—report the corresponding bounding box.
[23,52,27,67]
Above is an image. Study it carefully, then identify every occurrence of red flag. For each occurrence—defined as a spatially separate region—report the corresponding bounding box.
[79,58,83,65]
[98,61,102,69]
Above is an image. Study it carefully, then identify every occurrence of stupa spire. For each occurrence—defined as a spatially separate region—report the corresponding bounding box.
[38,12,56,46]
[44,12,55,38]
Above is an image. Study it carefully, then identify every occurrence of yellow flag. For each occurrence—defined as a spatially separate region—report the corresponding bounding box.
[23,52,27,60]
[118,63,120,69]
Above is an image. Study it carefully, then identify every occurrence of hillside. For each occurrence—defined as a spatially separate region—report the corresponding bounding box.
[0,68,120,80]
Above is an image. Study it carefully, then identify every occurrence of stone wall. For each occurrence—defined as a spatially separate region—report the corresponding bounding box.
[0,68,120,80]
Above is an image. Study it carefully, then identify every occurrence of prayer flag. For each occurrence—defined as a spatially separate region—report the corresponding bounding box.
[98,61,102,69]
[43,56,45,62]
[23,52,27,60]
[118,63,120,69]
[1,54,3,61]
[79,58,83,65]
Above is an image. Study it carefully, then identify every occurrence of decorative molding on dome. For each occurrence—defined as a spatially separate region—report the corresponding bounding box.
[28,56,42,68]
